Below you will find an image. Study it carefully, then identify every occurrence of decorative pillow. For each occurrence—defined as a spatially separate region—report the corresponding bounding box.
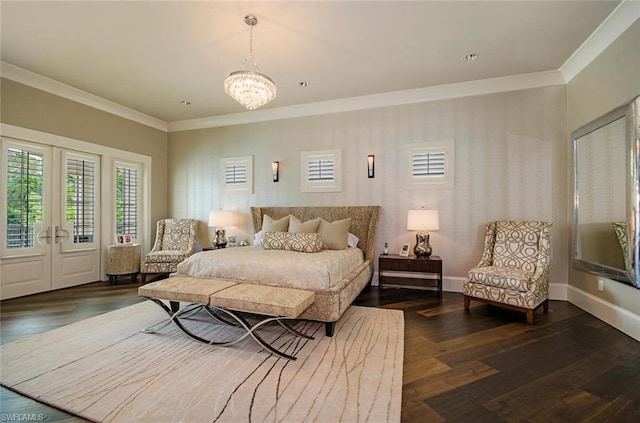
[262,214,290,232]
[347,232,359,248]
[254,214,290,246]
[261,231,322,253]
[288,216,321,233]
[317,218,352,250]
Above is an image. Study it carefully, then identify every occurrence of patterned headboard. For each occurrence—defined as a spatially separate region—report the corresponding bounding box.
[250,206,381,262]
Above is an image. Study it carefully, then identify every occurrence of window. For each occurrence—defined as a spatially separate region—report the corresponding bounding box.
[65,154,97,244]
[5,148,44,249]
[220,156,253,193]
[404,141,455,189]
[115,162,139,240]
[301,149,341,192]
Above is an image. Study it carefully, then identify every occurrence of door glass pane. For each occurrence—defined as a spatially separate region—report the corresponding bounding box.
[115,165,138,239]
[6,148,44,248]
[66,157,96,243]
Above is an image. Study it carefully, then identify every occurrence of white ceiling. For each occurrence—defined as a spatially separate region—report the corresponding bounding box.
[0,1,625,126]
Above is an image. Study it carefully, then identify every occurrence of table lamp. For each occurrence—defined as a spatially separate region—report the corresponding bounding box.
[208,210,235,248]
[407,209,439,257]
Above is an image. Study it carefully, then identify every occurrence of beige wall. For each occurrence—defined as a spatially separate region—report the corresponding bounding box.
[567,20,640,314]
[168,85,568,286]
[0,78,169,241]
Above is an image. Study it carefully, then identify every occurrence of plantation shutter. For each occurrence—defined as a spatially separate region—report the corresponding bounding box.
[411,151,445,179]
[225,164,247,185]
[307,159,335,182]
[404,141,455,190]
[66,157,96,243]
[115,164,139,239]
[5,148,44,249]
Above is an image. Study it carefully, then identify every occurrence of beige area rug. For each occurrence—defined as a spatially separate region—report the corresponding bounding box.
[1,301,403,423]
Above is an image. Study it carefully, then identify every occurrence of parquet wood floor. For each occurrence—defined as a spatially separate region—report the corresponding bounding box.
[1,281,638,422]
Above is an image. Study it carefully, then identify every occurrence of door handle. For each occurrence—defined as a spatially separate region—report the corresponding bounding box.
[55,226,70,243]
[37,227,52,245]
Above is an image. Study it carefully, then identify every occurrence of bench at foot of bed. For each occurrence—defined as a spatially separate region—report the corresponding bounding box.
[139,276,317,360]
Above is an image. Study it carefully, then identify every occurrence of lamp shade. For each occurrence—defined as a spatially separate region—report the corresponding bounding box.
[407,209,439,231]
[208,210,235,227]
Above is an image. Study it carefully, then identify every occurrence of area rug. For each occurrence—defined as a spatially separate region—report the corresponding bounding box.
[0,301,403,422]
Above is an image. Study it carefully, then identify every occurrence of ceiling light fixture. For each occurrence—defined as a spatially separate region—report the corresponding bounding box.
[224,14,277,111]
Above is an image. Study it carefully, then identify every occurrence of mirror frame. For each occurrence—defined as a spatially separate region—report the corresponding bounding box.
[572,95,639,288]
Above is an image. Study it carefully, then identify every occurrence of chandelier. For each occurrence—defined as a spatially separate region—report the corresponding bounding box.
[224,15,277,110]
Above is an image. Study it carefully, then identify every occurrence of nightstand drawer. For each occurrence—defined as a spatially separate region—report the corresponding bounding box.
[378,254,443,297]
[379,256,441,273]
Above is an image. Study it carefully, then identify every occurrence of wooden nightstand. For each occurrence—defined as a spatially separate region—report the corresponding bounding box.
[378,254,443,297]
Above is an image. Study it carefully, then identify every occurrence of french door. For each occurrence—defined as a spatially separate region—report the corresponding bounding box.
[1,138,101,299]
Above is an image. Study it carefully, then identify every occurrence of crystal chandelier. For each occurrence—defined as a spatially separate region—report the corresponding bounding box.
[224,15,277,110]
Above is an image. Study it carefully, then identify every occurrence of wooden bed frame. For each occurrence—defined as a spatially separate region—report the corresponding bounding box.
[250,206,381,336]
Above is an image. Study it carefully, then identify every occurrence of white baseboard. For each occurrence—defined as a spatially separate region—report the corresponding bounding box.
[549,282,568,301]
[567,285,640,342]
[373,273,568,301]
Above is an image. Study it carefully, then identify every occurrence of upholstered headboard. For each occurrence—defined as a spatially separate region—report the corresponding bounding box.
[250,206,381,262]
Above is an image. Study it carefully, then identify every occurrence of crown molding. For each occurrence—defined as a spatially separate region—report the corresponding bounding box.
[560,0,640,84]
[3,1,635,134]
[0,62,168,132]
[167,70,565,132]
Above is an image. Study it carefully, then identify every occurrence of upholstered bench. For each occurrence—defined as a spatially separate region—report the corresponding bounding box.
[138,276,315,360]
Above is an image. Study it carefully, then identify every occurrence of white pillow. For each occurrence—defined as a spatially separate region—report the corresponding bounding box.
[347,232,359,248]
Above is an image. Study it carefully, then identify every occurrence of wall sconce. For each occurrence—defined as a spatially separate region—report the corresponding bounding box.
[272,161,279,182]
[367,155,375,178]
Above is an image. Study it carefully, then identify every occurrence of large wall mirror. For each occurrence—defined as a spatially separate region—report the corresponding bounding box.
[573,95,639,288]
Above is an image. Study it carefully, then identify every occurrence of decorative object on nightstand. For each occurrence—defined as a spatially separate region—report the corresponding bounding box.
[208,210,235,249]
[407,209,439,257]
[378,254,443,297]
[107,244,141,284]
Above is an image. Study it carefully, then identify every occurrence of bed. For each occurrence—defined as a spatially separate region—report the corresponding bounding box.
[174,206,381,336]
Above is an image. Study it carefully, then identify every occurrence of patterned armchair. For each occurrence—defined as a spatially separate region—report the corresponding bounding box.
[463,221,552,324]
[140,219,198,283]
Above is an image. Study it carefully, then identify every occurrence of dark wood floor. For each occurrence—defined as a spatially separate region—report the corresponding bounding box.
[1,281,639,422]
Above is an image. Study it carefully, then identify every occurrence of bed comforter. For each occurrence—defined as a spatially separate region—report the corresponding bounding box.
[175,246,365,291]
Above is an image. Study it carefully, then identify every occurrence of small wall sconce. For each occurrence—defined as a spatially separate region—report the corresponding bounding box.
[272,161,279,182]
[367,155,375,178]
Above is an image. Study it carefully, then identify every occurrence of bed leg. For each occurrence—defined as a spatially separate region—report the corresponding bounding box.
[325,322,336,337]
[170,301,179,313]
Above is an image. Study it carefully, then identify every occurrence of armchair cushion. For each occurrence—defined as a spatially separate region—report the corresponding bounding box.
[160,220,197,251]
[142,250,190,264]
[468,266,532,293]
[492,221,541,272]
